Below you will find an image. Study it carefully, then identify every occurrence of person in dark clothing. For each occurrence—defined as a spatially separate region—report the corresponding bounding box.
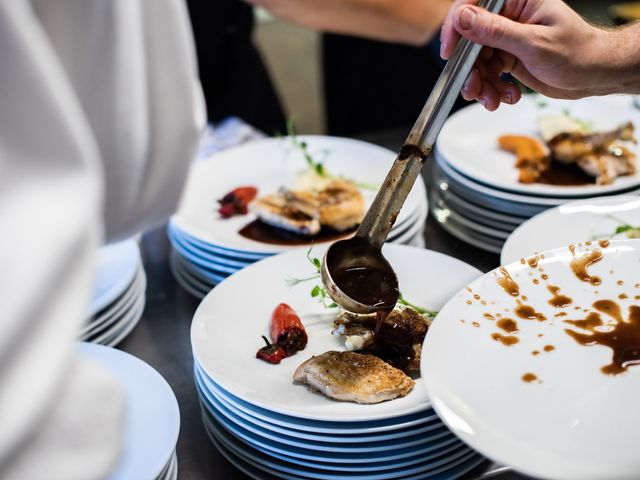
[243,0,455,135]
[322,34,448,136]
[186,0,286,134]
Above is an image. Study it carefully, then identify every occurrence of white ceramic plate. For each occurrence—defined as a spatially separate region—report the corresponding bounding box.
[169,251,212,299]
[84,267,143,335]
[104,293,146,347]
[431,204,503,255]
[437,95,640,197]
[195,360,441,435]
[90,239,140,316]
[77,343,179,480]
[433,181,527,228]
[197,382,461,472]
[422,240,640,479]
[200,402,462,466]
[203,409,485,480]
[192,244,481,422]
[81,267,145,341]
[430,193,512,241]
[196,370,453,454]
[195,365,444,443]
[501,195,640,264]
[172,136,426,254]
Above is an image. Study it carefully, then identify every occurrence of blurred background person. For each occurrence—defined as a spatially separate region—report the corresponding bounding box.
[239,0,455,135]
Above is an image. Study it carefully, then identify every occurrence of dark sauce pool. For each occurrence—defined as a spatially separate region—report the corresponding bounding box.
[536,161,595,186]
[238,220,355,246]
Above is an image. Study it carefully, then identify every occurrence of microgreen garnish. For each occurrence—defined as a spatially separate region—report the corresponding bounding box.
[397,293,438,319]
[280,119,378,191]
[532,93,548,109]
[561,108,593,131]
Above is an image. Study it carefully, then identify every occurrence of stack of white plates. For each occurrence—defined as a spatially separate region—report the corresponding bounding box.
[169,136,428,299]
[191,244,486,479]
[431,95,640,254]
[77,343,180,480]
[82,239,146,346]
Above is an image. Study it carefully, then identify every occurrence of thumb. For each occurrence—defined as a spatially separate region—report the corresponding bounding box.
[453,5,531,57]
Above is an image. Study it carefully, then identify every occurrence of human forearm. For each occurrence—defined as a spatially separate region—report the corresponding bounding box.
[247,0,450,46]
[597,22,640,95]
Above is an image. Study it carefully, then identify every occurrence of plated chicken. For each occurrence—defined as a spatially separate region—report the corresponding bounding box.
[499,114,637,185]
[293,351,414,404]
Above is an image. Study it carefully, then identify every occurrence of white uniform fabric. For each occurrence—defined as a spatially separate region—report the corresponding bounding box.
[0,0,204,477]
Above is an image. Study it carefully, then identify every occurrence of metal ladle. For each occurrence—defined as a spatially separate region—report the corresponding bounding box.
[321,0,505,314]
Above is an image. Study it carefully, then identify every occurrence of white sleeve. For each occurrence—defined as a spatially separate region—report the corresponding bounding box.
[32,0,205,241]
[0,0,203,477]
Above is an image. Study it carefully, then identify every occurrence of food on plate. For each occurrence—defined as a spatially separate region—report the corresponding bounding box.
[256,336,287,364]
[217,186,258,218]
[251,176,364,236]
[497,135,550,183]
[332,307,430,373]
[498,113,637,185]
[251,190,322,236]
[256,303,308,364]
[293,351,414,404]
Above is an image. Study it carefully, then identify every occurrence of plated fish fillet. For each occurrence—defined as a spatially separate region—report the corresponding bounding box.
[250,191,321,236]
[251,179,365,235]
[293,351,414,404]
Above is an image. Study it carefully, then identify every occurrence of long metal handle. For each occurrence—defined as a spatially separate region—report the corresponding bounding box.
[355,0,505,249]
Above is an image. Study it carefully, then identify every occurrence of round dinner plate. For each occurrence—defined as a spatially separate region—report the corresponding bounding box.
[195,364,444,443]
[195,359,440,435]
[195,385,463,473]
[172,136,426,254]
[203,411,485,480]
[191,244,481,422]
[437,94,640,197]
[431,203,503,255]
[433,181,527,228]
[196,369,452,454]
[501,194,640,264]
[422,240,640,479]
[202,406,474,480]
[201,399,460,464]
[83,266,143,335]
[90,239,140,316]
[76,343,179,480]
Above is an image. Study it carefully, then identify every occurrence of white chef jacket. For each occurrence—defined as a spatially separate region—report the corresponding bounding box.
[0,0,204,478]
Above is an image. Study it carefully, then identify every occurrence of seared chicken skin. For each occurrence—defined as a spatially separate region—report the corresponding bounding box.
[251,179,364,236]
[293,351,414,404]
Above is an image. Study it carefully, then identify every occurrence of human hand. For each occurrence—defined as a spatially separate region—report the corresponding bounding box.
[440,0,636,110]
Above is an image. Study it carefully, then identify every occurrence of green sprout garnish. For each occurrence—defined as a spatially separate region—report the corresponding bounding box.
[561,108,593,131]
[280,119,378,191]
